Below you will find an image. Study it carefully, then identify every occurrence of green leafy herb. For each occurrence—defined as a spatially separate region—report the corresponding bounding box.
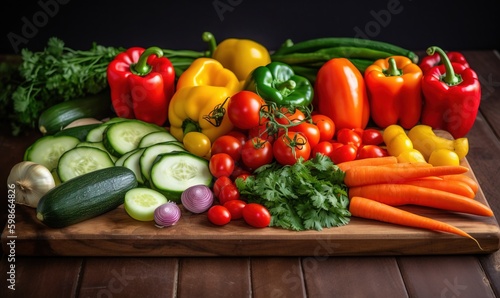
[2,37,123,135]
[236,154,351,231]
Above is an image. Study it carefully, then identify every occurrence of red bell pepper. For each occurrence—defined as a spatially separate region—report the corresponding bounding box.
[421,46,481,139]
[419,51,469,74]
[107,46,175,126]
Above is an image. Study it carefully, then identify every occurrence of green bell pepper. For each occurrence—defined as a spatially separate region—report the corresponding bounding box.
[243,62,314,107]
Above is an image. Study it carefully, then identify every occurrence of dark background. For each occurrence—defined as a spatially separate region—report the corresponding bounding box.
[1,0,499,54]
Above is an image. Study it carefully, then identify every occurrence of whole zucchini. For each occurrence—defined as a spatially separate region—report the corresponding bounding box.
[38,91,113,135]
[36,167,138,228]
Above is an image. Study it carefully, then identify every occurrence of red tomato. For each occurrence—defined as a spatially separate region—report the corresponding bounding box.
[336,128,362,148]
[311,141,335,159]
[273,132,311,165]
[211,135,242,162]
[275,107,306,126]
[227,91,265,129]
[213,176,232,198]
[311,114,335,141]
[331,144,357,164]
[247,119,275,143]
[329,142,344,152]
[226,130,247,146]
[209,153,235,178]
[362,128,384,146]
[207,205,231,226]
[218,183,240,205]
[289,122,321,149]
[223,199,247,220]
[357,145,389,159]
[243,203,271,228]
[230,164,252,181]
[241,137,274,170]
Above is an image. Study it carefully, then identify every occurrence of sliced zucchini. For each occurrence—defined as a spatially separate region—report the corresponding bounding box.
[150,151,213,202]
[103,120,164,157]
[123,148,146,184]
[138,130,178,148]
[140,142,186,181]
[24,135,80,171]
[57,147,115,182]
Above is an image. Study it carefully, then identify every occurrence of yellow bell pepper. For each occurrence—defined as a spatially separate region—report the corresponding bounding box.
[203,32,271,82]
[168,58,241,143]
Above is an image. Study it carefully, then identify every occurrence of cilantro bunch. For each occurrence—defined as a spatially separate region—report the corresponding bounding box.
[236,154,351,231]
[2,37,122,135]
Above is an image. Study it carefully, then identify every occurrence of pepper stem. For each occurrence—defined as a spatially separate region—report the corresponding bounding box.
[131,47,163,76]
[202,32,217,57]
[276,80,296,91]
[426,46,462,86]
[384,57,402,76]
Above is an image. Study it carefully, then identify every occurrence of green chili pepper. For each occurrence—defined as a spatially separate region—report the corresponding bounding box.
[243,62,314,107]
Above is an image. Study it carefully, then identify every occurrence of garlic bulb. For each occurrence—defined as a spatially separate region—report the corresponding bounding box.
[7,161,56,208]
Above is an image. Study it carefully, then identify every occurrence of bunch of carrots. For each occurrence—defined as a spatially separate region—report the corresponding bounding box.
[337,156,493,250]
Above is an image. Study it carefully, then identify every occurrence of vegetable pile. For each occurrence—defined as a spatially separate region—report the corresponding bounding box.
[4,32,493,248]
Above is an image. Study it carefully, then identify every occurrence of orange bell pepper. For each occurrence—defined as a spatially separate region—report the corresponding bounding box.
[314,58,369,132]
[364,56,423,129]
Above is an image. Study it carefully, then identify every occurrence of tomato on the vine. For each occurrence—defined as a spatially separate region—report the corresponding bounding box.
[207,205,231,226]
[241,137,274,170]
[275,106,306,126]
[209,153,235,178]
[243,203,271,228]
[357,145,388,159]
[311,114,335,142]
[289,122,321,149]
[273,132,311,165]
[227,91,265,129]
[331,144,357,164]
[211,135,242,162]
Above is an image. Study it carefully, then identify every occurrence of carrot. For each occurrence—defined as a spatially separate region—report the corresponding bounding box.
[348,184,493,217]
[381,162,432,168]
[399,179,476,199]
[344,164,468,187]
[336,156,398,171]
[349,196,482,250]
[440,174,479,194]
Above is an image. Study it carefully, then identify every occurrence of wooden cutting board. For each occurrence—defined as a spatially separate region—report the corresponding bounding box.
[2,157,499,257]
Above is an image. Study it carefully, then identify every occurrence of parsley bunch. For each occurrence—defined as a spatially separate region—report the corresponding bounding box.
[236,154,351,231]
[3,37,122,135]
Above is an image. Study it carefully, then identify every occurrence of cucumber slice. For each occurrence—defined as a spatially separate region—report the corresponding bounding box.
[76,141,117,162]
[124,188,168,221]
[57,147,115,182]
[85,118,128,142]
[150,151,213,202]
[138,130,178,148]
[123,148,146,184]
[140,142,186,182]
[24,135,80,171]
[103,120,163,157]
[114,149,136,167]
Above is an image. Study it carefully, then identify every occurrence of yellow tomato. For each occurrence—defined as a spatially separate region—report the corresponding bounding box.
[387,133,413,157]
[428,149,460,166]
[183,132,211,158]
[383,124,406,145]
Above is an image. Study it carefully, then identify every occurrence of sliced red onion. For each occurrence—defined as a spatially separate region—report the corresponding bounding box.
[181,185,214,214]
[154,202,181,228]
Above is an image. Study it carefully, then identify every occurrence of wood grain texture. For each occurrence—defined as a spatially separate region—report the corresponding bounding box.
[251,257,306,298]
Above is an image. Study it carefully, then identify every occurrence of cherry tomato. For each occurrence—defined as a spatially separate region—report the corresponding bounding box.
[311,114,335,141]
[273,132,311,165]
[289,122,321,149]
[362,128,384,146]
[227,91,265,129]
[329,142,344,152]
[387,133,413,157]
[243,203,271,228]
[331,144,357,164]
[213,176,232,198]
[226,130,247,146]
[207,205,231,226]
[211,135,242,162]
[311,141,335,159]
[223,199,247,220]
[275,106,306,126]
[230,164,252,180]
[209,153,235,178]
[183,132,211,157]
[336,128,362,148]
[357,145,388,159]
[218,183,240,205]
[241,137,274,170]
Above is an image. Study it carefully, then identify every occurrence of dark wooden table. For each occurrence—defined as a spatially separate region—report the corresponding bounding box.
[1,51,499,298]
